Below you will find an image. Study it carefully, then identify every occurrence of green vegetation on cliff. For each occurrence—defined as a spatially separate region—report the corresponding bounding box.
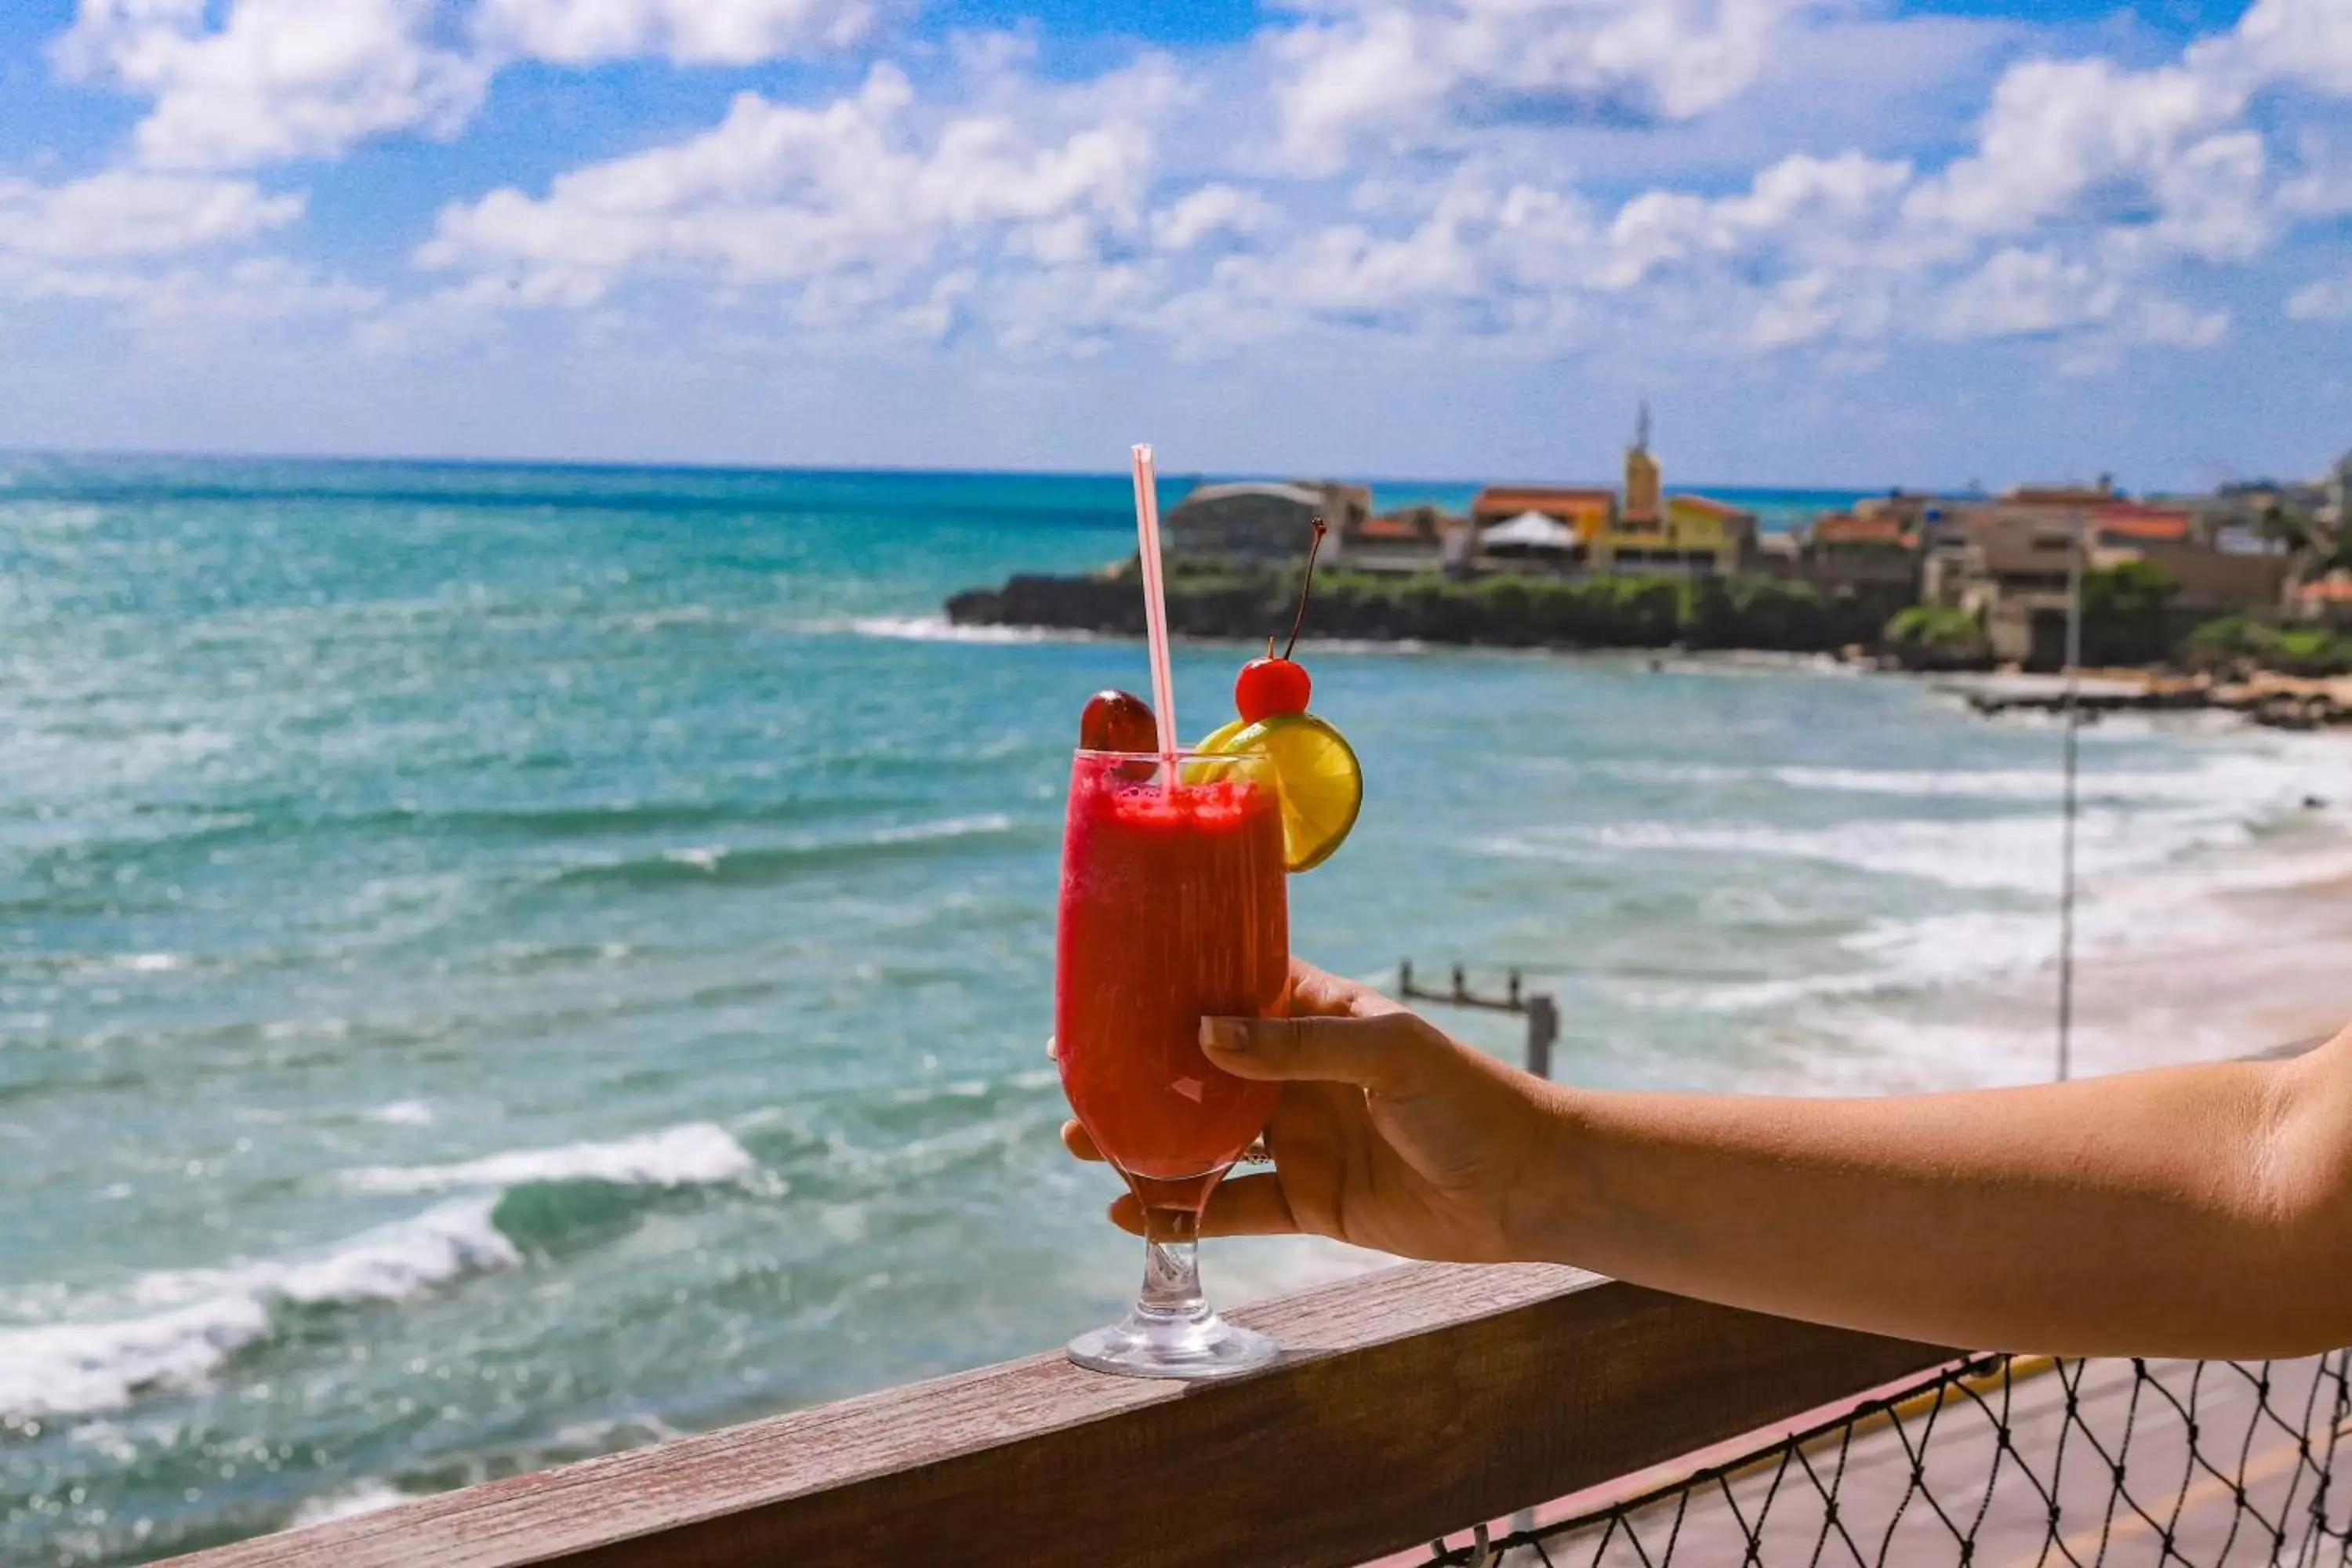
[946,562,1897,653]
[2180,615,2352,677]
[2078,561,2181,666]
[1882,605,1992,670]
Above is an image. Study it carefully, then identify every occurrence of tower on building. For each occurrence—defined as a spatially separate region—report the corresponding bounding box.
[1624,398,1661,521]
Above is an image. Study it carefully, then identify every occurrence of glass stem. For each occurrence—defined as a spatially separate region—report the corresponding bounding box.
[1137,1207,1207,1323]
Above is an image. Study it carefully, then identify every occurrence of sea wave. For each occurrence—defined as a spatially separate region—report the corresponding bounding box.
[551,814,1022,889]
[0,1200,514,1420]
[1588,748,2352,809]
[844,615,1094,644]
[1476,804,2267,895]
[342,1122,757,1195]
[1668,829,2352,1014]
[288,1481,411,1530]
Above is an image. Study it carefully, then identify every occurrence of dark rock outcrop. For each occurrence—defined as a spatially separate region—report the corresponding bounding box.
[946,566,1896,655]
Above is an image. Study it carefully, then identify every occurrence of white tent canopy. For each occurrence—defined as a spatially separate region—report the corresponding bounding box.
[1481,509,1579,550]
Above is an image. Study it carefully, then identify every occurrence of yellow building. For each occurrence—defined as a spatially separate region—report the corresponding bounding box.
[1587,403,1758,575]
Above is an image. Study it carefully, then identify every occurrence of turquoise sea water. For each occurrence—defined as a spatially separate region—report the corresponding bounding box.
[5,457,2350,1565]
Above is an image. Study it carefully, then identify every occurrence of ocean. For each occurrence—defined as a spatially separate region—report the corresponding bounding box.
[5,456,2350,1565]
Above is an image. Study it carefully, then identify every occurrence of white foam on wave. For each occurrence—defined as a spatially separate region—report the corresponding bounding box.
[1673,825,2352,1014]
[644,815,1013,875]
[361,1099,434,1126]
[838,616,1424,655]
[846,615,1092,644]
[287,1480,412,1530]
[1479,806,2257,895]
[1592,744,2352,810]
[0,1199,513,1420]
[870,811,1013,845]
[342,1122,757,1195]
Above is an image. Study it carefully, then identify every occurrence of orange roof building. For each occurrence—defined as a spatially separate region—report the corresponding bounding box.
[1665,494,1751,520]
[1810,513,1916,550]
[2005,480,2119,508]
[1469,486,1617,542]
[2089,502,2195,543]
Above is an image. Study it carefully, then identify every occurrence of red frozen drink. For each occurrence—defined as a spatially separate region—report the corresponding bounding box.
[1055,750,1285,1208]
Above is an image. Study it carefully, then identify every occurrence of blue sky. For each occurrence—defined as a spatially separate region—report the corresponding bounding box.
[0,0,2347,490]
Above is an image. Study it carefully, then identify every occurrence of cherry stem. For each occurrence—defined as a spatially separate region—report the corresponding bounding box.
[1280,516,1327,661]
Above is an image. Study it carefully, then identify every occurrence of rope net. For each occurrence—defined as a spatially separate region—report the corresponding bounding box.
[1417,1349,2352,1567]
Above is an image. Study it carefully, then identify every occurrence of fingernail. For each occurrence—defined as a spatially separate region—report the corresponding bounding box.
[1200,1017,1247,1052]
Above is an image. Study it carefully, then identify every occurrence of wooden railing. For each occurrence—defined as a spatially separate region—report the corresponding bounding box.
[165,1265,1956,1568]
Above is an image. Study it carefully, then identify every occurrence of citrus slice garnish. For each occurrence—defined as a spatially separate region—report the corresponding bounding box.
[1196,717,1251,754]
[1202,713,1363,872]
[1176,717,1257,788]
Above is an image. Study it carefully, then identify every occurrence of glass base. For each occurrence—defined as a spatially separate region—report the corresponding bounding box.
[1067,1305,1279,1380]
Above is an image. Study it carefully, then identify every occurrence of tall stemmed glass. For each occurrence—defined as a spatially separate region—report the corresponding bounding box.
[1054,747,1285,1378]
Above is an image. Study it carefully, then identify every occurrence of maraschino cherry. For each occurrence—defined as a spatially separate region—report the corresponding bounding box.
[1234,515,1327,724]
[1235,652,1310,722]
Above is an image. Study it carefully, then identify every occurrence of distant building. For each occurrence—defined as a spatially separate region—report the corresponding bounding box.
[1926,506,2290,668]
[2319,450,2352,529]
[2087,501,2197,544]
[1924,512,2085,666]
[1586,404,1757,575]
[2094,530,2288,615]
[1352,507,1443,546]
[2003,477,2119,509]
[1468,485,1616,546]
[1622,400,1662,521]
[1163,481,1370,562]
[1810,513,1915,550]
[1344,504,1453,572]
[1802,510,1924,596]
[1482,510,1583,557]
[2292,575,2352,628]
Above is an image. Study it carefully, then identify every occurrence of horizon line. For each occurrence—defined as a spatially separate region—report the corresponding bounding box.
[0,443,2045,499]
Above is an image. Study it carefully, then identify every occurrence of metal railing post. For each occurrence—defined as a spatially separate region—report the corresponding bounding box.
[1526,994,1558,1080]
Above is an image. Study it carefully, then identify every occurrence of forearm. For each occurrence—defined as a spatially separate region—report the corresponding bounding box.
[1516,1041,2352,1358]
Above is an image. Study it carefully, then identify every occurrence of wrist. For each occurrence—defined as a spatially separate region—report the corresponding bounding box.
[1496,1079,1602,1264]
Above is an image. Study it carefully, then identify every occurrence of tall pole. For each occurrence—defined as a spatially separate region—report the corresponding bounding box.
[2057,527,2083,1083]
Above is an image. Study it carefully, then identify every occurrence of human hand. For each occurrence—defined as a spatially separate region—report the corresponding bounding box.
[1058,957,1566,1263]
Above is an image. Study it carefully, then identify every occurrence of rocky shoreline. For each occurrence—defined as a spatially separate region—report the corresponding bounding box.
[944,563,1901,654]
[1949,671,2352,731]
[945,564,2352,731]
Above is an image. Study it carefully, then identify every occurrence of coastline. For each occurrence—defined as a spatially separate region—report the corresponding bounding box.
[942,568,2352,731]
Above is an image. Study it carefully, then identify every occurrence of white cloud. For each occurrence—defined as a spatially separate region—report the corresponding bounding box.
[0,249,381,350]
[32,0,2336,380]
[2279,132,2352,216]
[1929,247,2118,339]
[2132,296,2228,348]
[472,0,873,66]
[1595,151,1912,291]
[54,0,488,169]
[110,256,386,334]
[1266,0,1798,175]
[2229,0,2352,96]
[1900,58,2249,249]
[2287,274,2352,322]
[1152,184,1279,252]
[419,64,1156,314]
[0,169,301,259]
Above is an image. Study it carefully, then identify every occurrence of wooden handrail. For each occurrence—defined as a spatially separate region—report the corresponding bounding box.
[166,1264,1954,1568]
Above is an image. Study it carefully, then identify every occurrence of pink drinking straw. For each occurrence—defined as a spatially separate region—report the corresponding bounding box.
[1128,444,1181,778]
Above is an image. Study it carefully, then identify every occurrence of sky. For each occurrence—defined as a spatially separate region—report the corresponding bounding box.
[0,0,2347,490]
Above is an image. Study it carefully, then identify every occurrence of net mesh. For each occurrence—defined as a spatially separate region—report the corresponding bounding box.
[1416,1349,2352,1567]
